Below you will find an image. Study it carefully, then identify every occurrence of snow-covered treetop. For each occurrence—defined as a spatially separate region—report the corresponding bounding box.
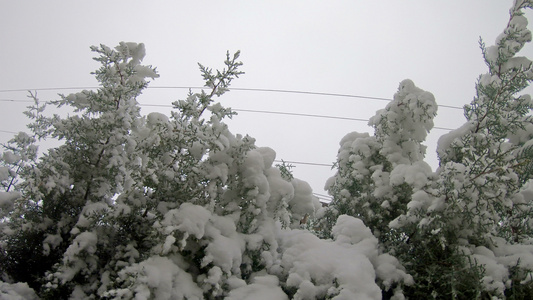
[370,79,437,164]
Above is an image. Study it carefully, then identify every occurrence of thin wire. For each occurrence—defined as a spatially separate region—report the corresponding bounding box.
[156,86,466,111]
[0,87,98,93]
[0,99,33,103]
[233,109,370,122]
[434,126,455,131]
[313,192,333,199]
[0,100,457,131]
[129,103,370,121]
[274,159,332,167]
[138,103,456,131]
[0,130,17,134]
[314,196,332,203]
[0,88,460,173]
[152,86,394,102]
[0,131,335,170]
[0,86,465,110]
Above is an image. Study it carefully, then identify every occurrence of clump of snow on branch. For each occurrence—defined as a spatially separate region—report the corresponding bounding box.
[0,281,39,300]
[323,79,437,247]
[0,40,407,299]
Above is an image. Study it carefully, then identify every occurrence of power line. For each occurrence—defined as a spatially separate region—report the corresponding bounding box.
[0,131,334,170]
[0,130,17,134]
[0,99,33,103]
[0,99,457,131]
[112,102,373,123]
[0,87,460,184]
[152,86,395,103]
[274,159,332,168]
[0,86,465,110]
[138,103,456,131]
[0,87,99,93]
[153,86,466,111]
[313,192,333,199]
[0,86,459,131]
[232,108,370,122]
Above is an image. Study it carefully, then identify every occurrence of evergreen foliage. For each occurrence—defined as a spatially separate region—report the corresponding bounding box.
[2,1,533,299]
[0,43,410,299]
[324,0,533,298]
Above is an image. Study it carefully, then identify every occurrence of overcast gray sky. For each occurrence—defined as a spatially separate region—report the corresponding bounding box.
[1,1,532,199]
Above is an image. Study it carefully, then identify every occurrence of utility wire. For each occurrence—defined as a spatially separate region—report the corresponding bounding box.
[0,86,465,110]
[274,159,332,168]
[0,130,17,134]
[140,103,456,131]
[152,86,394,102]
[0,100,457,131]
[0,131,335,170]
[0,87,462,175]
[0,87,98,93]
[232,108,370,122]
[313,192,333,199]
[142,103,372,123]
[0,87,459,134]
[0,99,33,103]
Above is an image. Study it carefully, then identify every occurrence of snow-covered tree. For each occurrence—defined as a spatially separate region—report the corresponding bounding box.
[324,1,533,298]
[0,42,411,299]
[321,78,438,297]
[321,79,437,245]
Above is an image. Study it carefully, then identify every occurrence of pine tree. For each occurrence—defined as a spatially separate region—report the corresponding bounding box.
[324,1,533,298]
[321,79,437,246]
[321,79,438,296]
[0,41,416,299]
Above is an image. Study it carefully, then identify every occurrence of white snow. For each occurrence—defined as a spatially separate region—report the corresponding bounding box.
[162,203,212,240]
[436,121,474,160]
[42,233,63,256]
[147,112,169,127]
[2,151,20,164]
[289,178,322,226]
[276,215,412,299]
[0,281,39,300]
[501,56,532,73]
[119,42,146,66]
[240,149,269,195]
[389,161,432,190]
[0,167,9,182]
[57,231,98,283]
[0,191,19,212]
[484,45,500,65]
[111,256,203,300]
[226,275,288,300]
[256,147,276,168]
[203,230,243,274]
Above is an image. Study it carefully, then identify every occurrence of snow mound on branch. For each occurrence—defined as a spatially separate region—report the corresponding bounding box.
[436,122,475,161]
[161,203,212,239]
[57,231,99,283]
[289,178,321,225]
[115,42,159,83]
[370,79,437,144]
[226,275,288,300]
[110,256,203,300]
[277,215,412,299]
[2,151,20,164]
[458,236,533,297]
[389,161,433,190]
[333,216,414,289]
[0,191,19,212]
[147,112,169,127]
[158,203,245,277]
[256,147,276,168]
[118,42,146,65]
[0,282,39,300]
